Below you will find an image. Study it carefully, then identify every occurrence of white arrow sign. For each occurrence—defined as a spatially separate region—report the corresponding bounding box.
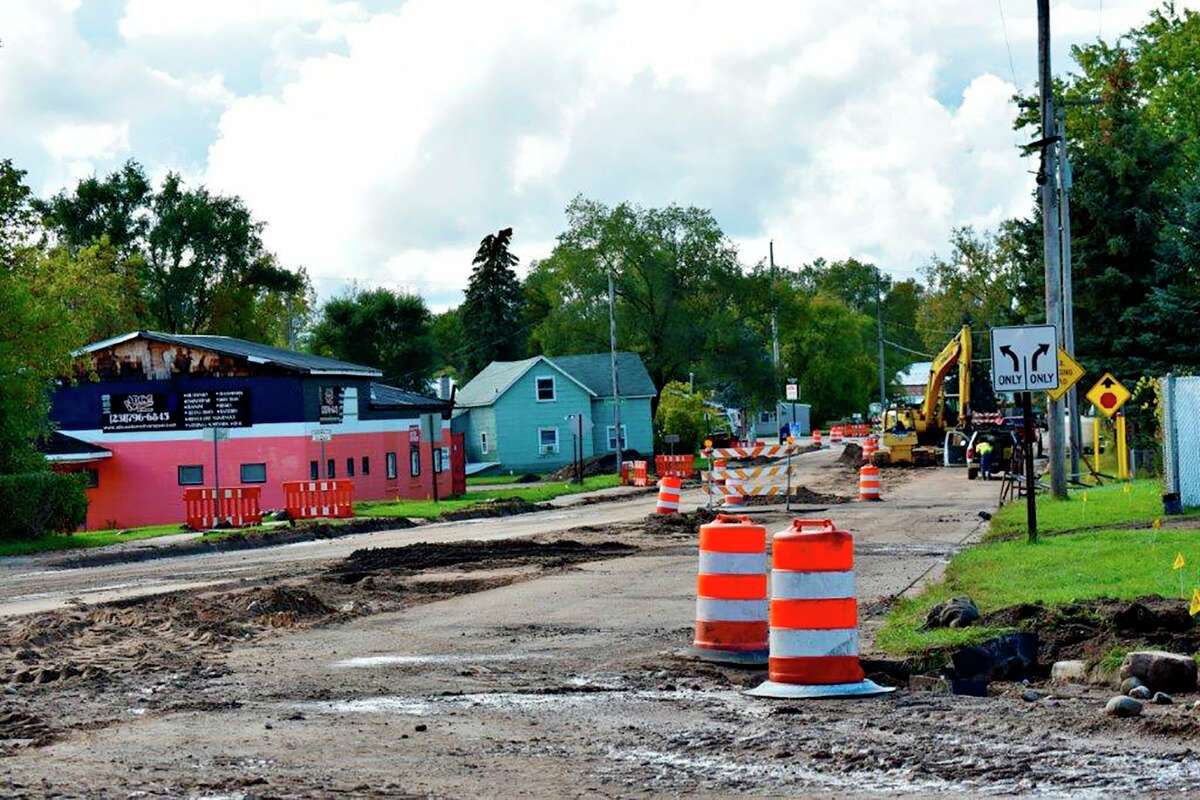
[990,324,1060,393]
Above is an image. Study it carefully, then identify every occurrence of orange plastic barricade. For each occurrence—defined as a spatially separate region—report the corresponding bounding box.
[656,476,682,514]
[282,480,355,519]
[690,514,768,664]
[182,487,262,530]
[655,454,695,478]
[811,429,822,448]
[746,519,893,699]
[629,461,649,487]
[859,465,881,501]
[830,425,844,444]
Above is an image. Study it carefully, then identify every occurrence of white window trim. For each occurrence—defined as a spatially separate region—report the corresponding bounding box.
[538,427,560,455]
[480,431,489,455]
[535,375,557,402]
[606,424,628,451]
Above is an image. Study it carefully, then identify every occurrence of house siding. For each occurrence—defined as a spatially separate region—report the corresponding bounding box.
[455,406,498,465]
[491,367,595,472]
[589,396,653,457]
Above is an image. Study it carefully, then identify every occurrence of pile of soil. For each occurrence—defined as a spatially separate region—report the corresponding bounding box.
[643,507,717,535]
[439,498,553,521]
[837,443,864,465]
[982,595,1200,667]
[330,538,638,578]
[743,486,850,506]
[0,710,54,750]
[545,452,646,482]
[515,473,542,483]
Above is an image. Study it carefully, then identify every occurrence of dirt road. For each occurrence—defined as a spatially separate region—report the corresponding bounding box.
[6,451,1196,796]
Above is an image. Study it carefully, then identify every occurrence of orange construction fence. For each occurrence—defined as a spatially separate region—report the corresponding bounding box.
[183,486,263,530]
[282,479,355,520]
[655,454,696,478]
[620,460,649,487]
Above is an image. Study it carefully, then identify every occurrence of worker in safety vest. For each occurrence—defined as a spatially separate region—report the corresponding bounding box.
[977,439,995,480]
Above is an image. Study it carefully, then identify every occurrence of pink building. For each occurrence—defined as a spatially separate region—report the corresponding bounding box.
[45,332,463,530]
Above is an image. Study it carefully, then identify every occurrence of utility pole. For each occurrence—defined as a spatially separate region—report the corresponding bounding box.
[769,241,780,373]
[607,263,622,473]
[875,280,887,411]
[1039,0,1067,499]
[1058,105,1082,484]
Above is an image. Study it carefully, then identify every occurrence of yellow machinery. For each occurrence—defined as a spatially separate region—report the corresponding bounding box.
[883,325,972,464]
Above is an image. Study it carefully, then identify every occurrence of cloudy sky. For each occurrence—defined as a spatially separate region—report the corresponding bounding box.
[0,0,1182,309]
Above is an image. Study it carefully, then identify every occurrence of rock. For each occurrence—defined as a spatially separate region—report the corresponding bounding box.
[414,723,427,732]
[1193,700,1200,711]
[1153,692,1174,705]
[1129,685,1152,700]
[951,633,1039,682]
[1119,651,1198,693]
[1120,676,1144,694]
[924,596,981,629]
[909,675,951,693]
[1105,696,1144,718]
[1021,689,1041,702]
[1051,660,1088,685]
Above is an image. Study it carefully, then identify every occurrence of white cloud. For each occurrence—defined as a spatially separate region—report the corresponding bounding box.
[41,121,130,161]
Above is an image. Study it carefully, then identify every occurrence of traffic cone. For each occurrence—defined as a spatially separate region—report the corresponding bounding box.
[858,465,881,501]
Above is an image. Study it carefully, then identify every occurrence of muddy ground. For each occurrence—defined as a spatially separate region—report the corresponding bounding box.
[6,449,1194,797]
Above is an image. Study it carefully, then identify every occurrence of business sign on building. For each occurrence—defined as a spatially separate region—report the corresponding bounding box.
[181,389,251,428]
[102,392,178,432]
[319,386,344,424]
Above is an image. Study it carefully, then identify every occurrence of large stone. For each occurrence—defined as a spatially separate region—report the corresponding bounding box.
[1120,676,1144,694]
[1051,660,1088,685]
[924,596,981,630]
[1105,695,1144,718]
[1119,651,1198,693]
[1129,685,1152,700]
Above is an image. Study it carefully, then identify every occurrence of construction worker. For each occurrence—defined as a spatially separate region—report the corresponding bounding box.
[977,439,995,480]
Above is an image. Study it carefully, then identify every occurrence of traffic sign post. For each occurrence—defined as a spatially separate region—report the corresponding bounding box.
[204,427,230,506]
[1047,348,1085,402]
[990,324,1061,545]
[786,378,799,433]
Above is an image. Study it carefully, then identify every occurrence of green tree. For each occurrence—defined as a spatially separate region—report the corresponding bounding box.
[309,288,436,392]
[431,307,469,380]
[779,294,877,425]
[461,227,525,377]
[653,381,712,453]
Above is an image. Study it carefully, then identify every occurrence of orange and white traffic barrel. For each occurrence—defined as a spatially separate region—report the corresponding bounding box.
[858,464,881,501]
[861,436,878,463]
[746,519,893,698]
[690,514,768,664]
[812,429,822,448]
[722,483,747,512]
[656,476,682,514]
[830,426,843,445]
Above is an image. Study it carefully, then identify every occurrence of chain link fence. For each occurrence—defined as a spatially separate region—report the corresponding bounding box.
[1161,375,1200,508]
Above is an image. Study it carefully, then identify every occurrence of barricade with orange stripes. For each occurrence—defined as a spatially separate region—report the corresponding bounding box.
[655,476,682,514]
[858,464,881,500]
[690,514,768,664]
[746,519,893,698]
[830,425,844,444]
[812,429,822,448]
[183,487,263,530]
[282,480,355,519]
[655,454,695,478]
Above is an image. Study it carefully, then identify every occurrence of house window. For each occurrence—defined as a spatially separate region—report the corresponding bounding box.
[386,452,397,479]
[433,448,443,473]
[538,427,559,455]
[361,456,370,476]
[178,465,204,486]
[442,447,451,472]
[480,431,489,455]
[240,463,267,484]
[760,411,771,423]
[535,376,556,402]
[310,460,319,480]
[410,444,421,477]
[346,457,355,477]
[606,425,628,451]
[82,468,99,489]
[327,458,336,478]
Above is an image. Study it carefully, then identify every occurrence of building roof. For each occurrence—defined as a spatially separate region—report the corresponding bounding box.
[78,331,383,377]
[897,360,933,387]
[454,352,656,408]
[368,382,448,410]
[38,431,112,463]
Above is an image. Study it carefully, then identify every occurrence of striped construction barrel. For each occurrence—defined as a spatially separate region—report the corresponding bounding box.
[858,465,881,500]
[812,429,822,448]
[746,519,893,698]
[690,514,768,664]
[656,476,682,514]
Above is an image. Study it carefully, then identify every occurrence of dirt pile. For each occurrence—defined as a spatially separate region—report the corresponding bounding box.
[0,710,54,750]
[982,595,1200,666]
[837,443,863,465]
[330,538,638,578]
[546,453,638,482]
[439,498,553,521]
[643,507,717,536]
[744,486,850,506]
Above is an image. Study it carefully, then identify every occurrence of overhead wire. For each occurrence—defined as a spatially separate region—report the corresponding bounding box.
[997,0,1020,89]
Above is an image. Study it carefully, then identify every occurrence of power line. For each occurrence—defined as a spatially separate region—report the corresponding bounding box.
[997,0,1020,88]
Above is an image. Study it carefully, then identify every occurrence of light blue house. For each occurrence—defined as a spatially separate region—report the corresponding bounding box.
[452,352,657,474]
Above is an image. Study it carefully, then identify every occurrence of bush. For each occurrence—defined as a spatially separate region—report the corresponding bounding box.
[0,472,89,541]
[654,381,712,453]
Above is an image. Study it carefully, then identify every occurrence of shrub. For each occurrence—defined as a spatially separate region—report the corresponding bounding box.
[0,472,89,541]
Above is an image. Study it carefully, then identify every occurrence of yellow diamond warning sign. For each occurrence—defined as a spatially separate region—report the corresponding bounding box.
[1085,373,1131,419]
[1047,349,1085,402]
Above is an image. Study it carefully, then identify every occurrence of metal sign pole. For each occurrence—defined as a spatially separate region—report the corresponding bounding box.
[1023,391,1038,543]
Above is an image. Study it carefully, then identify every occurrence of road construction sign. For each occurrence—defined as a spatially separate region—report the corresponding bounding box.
[1085,373,1130,419]
[1047,349,1085,402]
[990,324,1059,393]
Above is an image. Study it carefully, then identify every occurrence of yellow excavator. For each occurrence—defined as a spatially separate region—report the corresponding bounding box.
[882,325,972,464]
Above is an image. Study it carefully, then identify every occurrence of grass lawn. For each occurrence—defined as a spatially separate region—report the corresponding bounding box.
[877,527,1200,656]
[356,473,623,519]
[986,478,1170,541]
[0,523,185,558]
[465,473,542,486]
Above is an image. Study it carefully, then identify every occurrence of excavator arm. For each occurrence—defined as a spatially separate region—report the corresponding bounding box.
[918,325,971,429]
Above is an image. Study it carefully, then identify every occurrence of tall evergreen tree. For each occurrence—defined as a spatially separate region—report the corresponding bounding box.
[461,227,525,377]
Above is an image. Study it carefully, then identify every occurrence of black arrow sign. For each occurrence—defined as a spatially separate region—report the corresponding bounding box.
[1102,376,1115,388]
[1030,343,1051,371]
[999,345,1020,371]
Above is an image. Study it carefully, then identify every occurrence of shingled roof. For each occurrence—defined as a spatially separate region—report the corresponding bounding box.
[455,352,656,408]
